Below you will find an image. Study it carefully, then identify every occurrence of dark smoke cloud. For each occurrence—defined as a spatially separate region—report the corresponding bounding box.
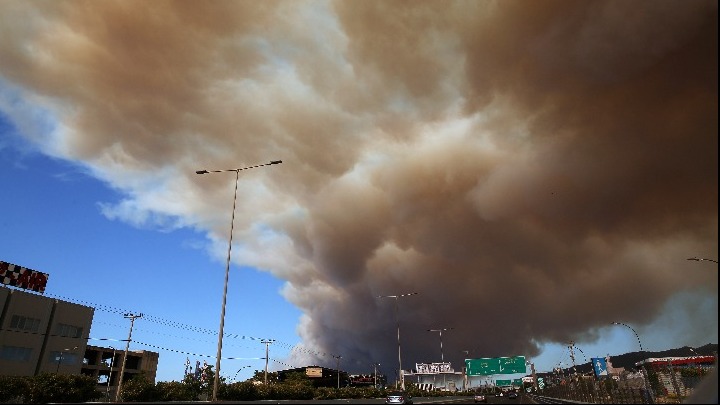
[0,0,716,373]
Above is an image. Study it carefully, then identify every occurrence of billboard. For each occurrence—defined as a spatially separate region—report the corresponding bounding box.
[415,362,453,374]
[465,356,526,376]
[1,261,49,293]
[306,367,323,377]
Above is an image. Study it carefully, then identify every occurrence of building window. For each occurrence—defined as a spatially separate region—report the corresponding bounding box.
[9,315,41,333]
[55,323,83,338]
[0,346,32,362]
[49,351,79,365]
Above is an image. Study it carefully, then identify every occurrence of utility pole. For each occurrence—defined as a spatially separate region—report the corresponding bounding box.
[569,342,578,381]
[373,363,380,388]
[261,339,274,384]
[116,313,142,402]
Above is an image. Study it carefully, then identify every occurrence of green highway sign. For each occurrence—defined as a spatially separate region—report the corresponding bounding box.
[513,379,523,386]
[465,356,527,376]
[499,356,527,374]
[496,379,512,386]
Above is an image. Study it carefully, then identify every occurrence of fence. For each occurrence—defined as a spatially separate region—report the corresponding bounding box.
[535,362,715,404]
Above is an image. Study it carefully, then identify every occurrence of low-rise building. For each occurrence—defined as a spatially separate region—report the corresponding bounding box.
[0,287,93,376]
[81,345,159,400]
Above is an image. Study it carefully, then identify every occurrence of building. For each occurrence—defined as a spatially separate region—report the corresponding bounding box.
[405,362,466,391]
[635,355,716,396]
[0,286,93,376]
[81,345,159,400]
[277,365,350,388]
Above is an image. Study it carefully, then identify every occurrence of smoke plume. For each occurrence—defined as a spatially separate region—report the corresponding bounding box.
[0,0,716,373]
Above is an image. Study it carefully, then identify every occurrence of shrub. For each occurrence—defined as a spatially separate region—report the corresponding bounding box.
[119,374,160,402]
[25,373,102,404]
[220,381,260,401]
[0,375,30,403]
[314,386,339,400]
[156,380,197,401]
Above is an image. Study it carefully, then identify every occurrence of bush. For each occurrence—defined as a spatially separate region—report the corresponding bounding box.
[156,380,198,401]
[314,386,339,400]
[25,373,102,404]
[219,381,260,401]
[271,382,315,400]
[119,375,160,402]
[0,375,30,403]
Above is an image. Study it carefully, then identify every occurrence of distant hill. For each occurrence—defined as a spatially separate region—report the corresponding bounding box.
[542,343,718,376]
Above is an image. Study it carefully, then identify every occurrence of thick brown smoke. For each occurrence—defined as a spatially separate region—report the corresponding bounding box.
[0,0,716,373]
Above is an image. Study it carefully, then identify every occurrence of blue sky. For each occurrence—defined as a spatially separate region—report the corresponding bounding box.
[1,0,717,386]
[1,124,303,381]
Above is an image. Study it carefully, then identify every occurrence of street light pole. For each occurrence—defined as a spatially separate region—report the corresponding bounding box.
[196,160,282,402]
[427,328,453,389]
[611,322,643,352]
[232,365,252,383]
[55,347,76,373]
[378,292,418,390]
[106,348,116,402]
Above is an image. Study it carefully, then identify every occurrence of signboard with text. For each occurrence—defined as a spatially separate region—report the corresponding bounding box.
[1,261,49,293]
[465,356,527,376]
[415,362,453,374]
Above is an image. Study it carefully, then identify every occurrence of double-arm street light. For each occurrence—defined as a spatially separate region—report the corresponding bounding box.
[427,327,453,389]
[196,160,282,401]
[687,257,719,264]
[377,292,418,390]
[427,327,453,364]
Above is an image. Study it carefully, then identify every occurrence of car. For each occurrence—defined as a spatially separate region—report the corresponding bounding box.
[474,393,488,403]
[507,391,519,399]
[386,391,413,404]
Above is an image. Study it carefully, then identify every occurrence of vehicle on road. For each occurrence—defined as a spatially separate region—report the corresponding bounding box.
[506,391,519,399]
[474,393,487,403]
[386,391,413,404]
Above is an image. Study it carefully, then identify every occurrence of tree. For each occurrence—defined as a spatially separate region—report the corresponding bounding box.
[25,373,102,404]
[119,374,160,402]
[0,375,30,403]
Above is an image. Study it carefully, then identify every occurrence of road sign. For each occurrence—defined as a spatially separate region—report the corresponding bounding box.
[592,357,608,377]
[538,377,545,389]
[465,356,527,376]
[496,379,512,386]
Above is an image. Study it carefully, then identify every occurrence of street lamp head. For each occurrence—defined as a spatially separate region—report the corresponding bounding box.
[270,160,282,165]
[196,170,209,174]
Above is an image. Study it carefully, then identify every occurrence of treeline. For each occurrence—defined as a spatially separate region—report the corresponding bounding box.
[0,373,102,404]
[0,370,474,403]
